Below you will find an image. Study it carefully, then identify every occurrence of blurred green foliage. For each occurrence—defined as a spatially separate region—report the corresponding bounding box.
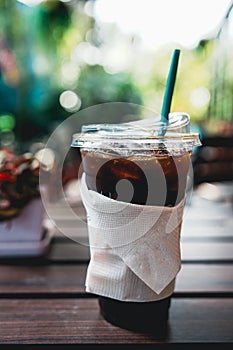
[0,0,142,149]
[0,0,232,152]
[77,65,142,108]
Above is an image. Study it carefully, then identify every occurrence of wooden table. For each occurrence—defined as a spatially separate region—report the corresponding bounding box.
[0,182,233,348]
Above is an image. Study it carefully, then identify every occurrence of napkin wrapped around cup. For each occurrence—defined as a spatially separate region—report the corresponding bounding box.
[80,174,185,302]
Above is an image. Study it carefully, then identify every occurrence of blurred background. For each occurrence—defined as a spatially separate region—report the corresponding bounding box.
[0,0,232,185]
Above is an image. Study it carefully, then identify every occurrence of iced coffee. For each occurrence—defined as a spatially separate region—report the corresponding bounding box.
[72,112,200,335]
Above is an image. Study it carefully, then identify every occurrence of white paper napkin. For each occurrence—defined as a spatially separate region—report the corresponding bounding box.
[80,174,185,302]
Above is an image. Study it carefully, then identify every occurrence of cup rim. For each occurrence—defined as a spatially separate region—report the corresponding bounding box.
[71,112,201,149]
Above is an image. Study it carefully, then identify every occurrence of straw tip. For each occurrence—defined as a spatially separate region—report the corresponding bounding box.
[173,48,181,57]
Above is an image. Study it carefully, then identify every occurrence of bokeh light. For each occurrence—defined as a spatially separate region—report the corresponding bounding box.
[72,42,101,65]
[190,87,211,109]
[0,114,15,132]
[17,0,43,6]
[61,61,80,87]
[59,90,81,112]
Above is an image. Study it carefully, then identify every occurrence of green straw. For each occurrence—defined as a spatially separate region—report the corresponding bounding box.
[159,49,181,135]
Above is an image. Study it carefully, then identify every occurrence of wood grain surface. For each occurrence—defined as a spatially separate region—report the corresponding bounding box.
[0,184,232,347]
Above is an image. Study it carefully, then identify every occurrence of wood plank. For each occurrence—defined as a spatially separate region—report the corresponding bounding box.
[0,265,86,294]
[183,192,232,222]
[47,186,233,241]
[169,298,233,343]
[52,221,233,242]
[1,238,232,265]
[51,215,233,241]
[48,239,233,262]
[49,240,90,262]
[1,234,231,264]
[181,242,233,261]
[1,235,232,264]
[0,298,232,344]
[175,264,233,293]
[0,264,232,295]
[181,217,233,239]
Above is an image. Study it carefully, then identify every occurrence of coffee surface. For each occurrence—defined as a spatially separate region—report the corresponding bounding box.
[81,150,191,206]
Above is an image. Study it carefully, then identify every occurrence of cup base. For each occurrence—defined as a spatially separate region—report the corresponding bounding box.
[99,295,171,337]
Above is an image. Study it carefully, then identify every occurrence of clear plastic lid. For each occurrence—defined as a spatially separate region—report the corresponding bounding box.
[71,112,201,150]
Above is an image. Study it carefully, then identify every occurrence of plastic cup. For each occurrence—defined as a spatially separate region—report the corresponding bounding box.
[71,112,201,336]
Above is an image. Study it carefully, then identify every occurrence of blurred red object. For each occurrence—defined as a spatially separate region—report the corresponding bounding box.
[0,147,41,221]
